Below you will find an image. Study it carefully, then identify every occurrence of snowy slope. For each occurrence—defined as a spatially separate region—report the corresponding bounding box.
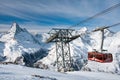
[0,64,120,80]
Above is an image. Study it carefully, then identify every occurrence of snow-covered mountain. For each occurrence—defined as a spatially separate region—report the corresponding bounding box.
[36,27,120,74]
[0,23,120,74]
[0,23,48,66]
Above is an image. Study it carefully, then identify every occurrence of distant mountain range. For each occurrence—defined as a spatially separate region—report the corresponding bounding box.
[0,23,120,74]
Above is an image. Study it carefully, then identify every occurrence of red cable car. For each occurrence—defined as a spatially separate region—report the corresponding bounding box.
[88,51,113,63]
[88,27,113,63]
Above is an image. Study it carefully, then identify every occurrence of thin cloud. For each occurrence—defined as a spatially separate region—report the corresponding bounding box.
[0,0,120,32]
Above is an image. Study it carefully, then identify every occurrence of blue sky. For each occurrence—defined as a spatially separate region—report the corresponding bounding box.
[0,0,120,33]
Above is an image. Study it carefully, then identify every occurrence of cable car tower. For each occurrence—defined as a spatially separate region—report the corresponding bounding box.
[46,28,80,72]
[92,26,109,52]
[93,22,120,53]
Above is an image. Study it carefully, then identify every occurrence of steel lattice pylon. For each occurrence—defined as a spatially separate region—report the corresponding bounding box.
[55,37,72,72]
[46,28,80,72]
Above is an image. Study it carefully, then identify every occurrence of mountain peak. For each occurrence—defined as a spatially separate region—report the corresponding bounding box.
[75,27,88,35]
[8,22,23,34]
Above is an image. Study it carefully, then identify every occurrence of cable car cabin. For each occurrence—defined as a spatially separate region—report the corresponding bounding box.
[88,51,113,63]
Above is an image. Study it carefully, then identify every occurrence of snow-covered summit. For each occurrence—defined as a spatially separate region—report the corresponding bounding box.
[1,23,23,41]
[8,22,24,34]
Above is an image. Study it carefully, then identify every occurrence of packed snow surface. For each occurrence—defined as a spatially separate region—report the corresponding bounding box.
[0,64,120,80]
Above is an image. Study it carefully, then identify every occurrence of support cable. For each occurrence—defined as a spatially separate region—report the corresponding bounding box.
[69,2,120,29]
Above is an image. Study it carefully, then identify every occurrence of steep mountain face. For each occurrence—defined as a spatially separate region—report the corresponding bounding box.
[0,41,5,61]
[0,23,48,66]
